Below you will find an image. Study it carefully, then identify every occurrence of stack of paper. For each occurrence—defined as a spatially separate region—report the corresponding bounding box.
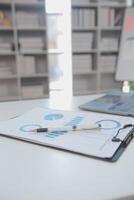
[16,11,39,27]
[0,40,13,52]
[0,67,13,76]
[19,37,44,52]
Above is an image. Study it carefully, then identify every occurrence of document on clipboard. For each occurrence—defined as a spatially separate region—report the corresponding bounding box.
[0,107,134,162]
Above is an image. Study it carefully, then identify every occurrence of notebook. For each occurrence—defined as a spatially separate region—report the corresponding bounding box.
[79,90,134,117]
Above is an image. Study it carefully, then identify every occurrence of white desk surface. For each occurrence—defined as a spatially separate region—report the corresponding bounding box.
[0,94,134,200]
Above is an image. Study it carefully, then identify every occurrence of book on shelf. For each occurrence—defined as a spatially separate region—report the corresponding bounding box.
[84,9,95,27]
[100,8,114,27]
[19,37,45,51]
[72,9,77,28]
[100,0,126,6]
[72,8,96,28]
[72,0,98,6]
[36,57,47,73]
[14,0,44,3]
[114,9,124,26]
[0,57,15,75]
[0,0,12,3]
[73,54,92,73]
[18,55,36,75]
[0,66,13,76]
[100,55,117,70]
[0,40,13,52]
[22,85,44,98]
[100,36,119,51]
[19,37,43,43]
[0,84,9,97]
[16,12,41,27]
[72,32,94,51]
[0,81,17,97]
[100,8,124,27]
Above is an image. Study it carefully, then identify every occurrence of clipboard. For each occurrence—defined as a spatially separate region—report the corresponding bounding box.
[106,125,134,162]
[0,107,134,162]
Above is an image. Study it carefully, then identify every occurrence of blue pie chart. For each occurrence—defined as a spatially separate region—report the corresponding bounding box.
[96,119,121,130]
[20,124,41,132]
[44,113,64,121]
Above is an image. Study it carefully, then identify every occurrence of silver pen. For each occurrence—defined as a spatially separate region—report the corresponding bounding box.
[30,124,101,133]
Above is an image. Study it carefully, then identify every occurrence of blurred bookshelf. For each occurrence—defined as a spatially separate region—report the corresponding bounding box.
[0,0,130,100]
[0,0,50,101]
[0,0,71,101]
[71,0,127,95]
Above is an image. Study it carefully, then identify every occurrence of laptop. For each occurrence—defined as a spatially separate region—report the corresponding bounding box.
[79,90,134,117]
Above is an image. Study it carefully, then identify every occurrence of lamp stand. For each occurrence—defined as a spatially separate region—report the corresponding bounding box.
[122,81,130,93]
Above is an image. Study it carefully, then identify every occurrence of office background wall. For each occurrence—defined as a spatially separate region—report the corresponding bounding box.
[0,0,131,101]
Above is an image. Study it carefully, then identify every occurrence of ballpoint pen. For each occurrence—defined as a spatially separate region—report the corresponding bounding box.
[30,124,101,133]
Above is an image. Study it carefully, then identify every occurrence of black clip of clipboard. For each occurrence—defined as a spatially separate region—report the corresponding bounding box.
[107,124,134,162]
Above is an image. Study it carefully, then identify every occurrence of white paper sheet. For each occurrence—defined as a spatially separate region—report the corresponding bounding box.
[0,107,133,159]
